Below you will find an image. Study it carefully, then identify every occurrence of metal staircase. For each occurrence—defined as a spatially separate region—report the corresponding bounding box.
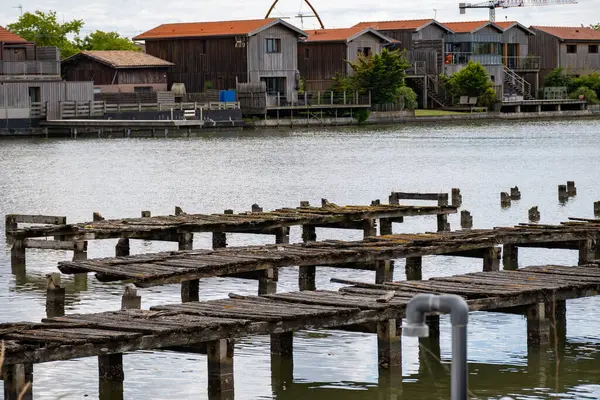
[410,64,450,108]
[503,67,534,100]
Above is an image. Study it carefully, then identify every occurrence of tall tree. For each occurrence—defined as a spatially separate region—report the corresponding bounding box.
[7,10,83,58]
[77,31,140,51]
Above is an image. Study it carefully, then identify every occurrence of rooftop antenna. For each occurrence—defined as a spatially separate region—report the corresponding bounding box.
[13,4,23,16]
[295,11,317,29]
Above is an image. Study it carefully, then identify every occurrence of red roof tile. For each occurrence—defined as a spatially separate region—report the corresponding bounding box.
[304,27,374,42]
[134,19,279,40]
[531,26,600,41]
[0,25,28,44]
[442,20,498,33]
[353,19,436,31]
[68,51,174,68]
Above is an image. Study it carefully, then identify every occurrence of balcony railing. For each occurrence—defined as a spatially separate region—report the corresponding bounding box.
[0,61,60,76]
[444,53,502,66]
[503,56,540,70]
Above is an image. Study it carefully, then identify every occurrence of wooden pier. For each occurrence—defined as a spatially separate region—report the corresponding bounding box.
[3,262,600,399]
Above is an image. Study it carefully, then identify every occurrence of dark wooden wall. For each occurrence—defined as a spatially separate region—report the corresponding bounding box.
[377,30,414,50]
[62,57,168,85]
[145,37,248,92]
[297,42,346,90]
[528,29,559,75]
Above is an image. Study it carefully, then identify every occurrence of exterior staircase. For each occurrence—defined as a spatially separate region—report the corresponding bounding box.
[503,67,534,100]
[413,74,450,108]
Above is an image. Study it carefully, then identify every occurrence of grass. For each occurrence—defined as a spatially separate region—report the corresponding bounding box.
[414,109,468,117]
[0,341,32,400]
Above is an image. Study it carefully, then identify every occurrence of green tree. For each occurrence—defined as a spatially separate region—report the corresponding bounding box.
[442,61,492,102]
[572,73,600,97]
[570,86,599,104]
[76,31,140,51]
[591,23,600,31]
[543,67,573,88]
[7,10,83,58]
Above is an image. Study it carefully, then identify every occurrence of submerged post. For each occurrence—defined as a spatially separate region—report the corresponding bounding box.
[121,284,141,310]
[300,224,317,291]
[93,212,105,221]
[207,339,235,397]
[2,363,33,400]
[566,181,576,196]
[404,293,469,400]
[460,210,473,229]
[483,247,501,272]
[510,186,521,200]
[405,257,423,281]
[502,244,519,270]
[594,201,600,218]
[46,273,65,318]
[115,238,130,257]
[558,185,568,203]
[528,207,541,223]
[451,188,462,207]
[500,192,511,208]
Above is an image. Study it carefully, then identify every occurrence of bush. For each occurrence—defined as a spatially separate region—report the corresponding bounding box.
[444,61,492,99]
[354,109,370,124]
[544,67,573,88]
[572,73,600,98]
[569,86,599,104]
[479,87,498,107]
[397,86,417,110]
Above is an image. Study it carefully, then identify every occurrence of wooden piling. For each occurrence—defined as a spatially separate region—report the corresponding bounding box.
[526,303,549,347]
[405,257,422,281]
[115,238,130,257]
[11,240,26,270]
[380,218,393,235]
[529,207,541,223]
[436,214,450,232]
[141,211,151,218]
[377,319,401,370]
[510,186,521,200]
[93,212,105,221]
[270,347,294,395]
[460,210,473,229]
[178,232,193,250]
[73,240,88,261]
[121,284,141,310]
[502,244,519,270]
[567,181,576,196]
[579,239,594,265]
[2,363,33,400]
[375,260,394,284]
[259,268,277,295]
[363,219,377,238]
[181,279,200,303]
[98,353,125,400]
[595,201,600,218]
[418,315,441,375]
[451,188,462,207]
[299,266,316,291]
[270,332,293,356]
[251,204,263,213]
[212,232,227,249]
[301,225,317,242]
[500,192,511,208]
[483,247,501,272]
[46,273,65,318]
[175,206,184,216]
[207,339,235,397]
[546,299,567,347]
[558,185,568,203]
[275,227,290,244]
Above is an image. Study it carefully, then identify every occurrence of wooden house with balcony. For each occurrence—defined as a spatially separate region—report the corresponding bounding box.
[0,26,93,129]
[529,26,600,82]
[297,27,392,91]
[134,18,307,103]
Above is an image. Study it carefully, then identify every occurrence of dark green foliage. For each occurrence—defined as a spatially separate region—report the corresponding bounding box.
[354,109,371,124]
[544,67,573,88]
[570,86,599,104]
[397,86,418,109]
[442,61,492,101]
[76,31,139,51]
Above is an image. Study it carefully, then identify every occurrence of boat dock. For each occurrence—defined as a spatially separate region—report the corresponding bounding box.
[3,262,600,399]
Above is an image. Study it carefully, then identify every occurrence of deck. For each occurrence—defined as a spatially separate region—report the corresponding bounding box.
[2,262,600,399]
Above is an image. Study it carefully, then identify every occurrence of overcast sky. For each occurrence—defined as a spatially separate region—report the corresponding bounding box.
[0,0,596,38]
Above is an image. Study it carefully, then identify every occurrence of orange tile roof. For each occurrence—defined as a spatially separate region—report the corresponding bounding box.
[134,18,278,40]
[353,19,435,31]
[71,51,174,68]
[0,25,28,43]
[495,21,516,29]
[442,20,495,33]
[304,27,370,42]
[531,26,600,41]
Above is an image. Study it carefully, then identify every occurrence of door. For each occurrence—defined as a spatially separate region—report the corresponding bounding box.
[28,86,41,104]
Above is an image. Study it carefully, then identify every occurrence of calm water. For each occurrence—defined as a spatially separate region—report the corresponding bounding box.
[1,120,600,399]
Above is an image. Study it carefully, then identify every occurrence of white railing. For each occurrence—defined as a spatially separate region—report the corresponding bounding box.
[503,66,531,98]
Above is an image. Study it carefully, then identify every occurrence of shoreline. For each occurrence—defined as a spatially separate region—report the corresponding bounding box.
[1,109,599,138]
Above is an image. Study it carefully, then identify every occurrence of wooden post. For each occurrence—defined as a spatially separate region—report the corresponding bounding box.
[503,244,519,270]
[275,227,290,244]
[500,192,511,208]
[73,240,88,261]
[388,192,399,205]
[460,210,473,229]
[178,232,193,250]
[98,354,124,400]
[405,257,422,281]
[115,238,130,257]
[11,240,26,270]
[300,224,317,291]
[546,299,566,347]
[121,284,141,310]
[579,239,594,265]
[271,331,293,356]
[526,303,549,348]
[558,184,568,203]
[251,204,263,213]
[93,212,105,221]
[375,260,394,284]
[213,232,227,249]
[181,279,200,303]
[363,219,377,238]
[270,343,294,395]
[2,363,33,400]
[418,315,441,375]
[46,272,65,318]
[301,225,316,242]
[437,213,449,232]
[483,247,501,272]
[207,339,235,397]
[510,186,521,200]
[452,188,462,207]
[566,181,576,196]
[529,207,540,223]
[380,218,393,235]
[141,211,151,218]
[175,206,184,216]
[259,268,277,295]
[377,319,401,370]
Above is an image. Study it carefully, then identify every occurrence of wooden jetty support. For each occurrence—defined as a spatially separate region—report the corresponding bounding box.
[3,262,600,399]
[44,220,600,307]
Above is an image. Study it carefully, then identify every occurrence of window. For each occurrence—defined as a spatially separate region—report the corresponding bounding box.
[589,45,599,54]
[266,38,281,53]
[304,47,310,59]
[134,86,152,93]
[28,86,40,103]
[201,40,207,55]
[357,47,371,57]
[566,45,577,54]
[261,77,286,95]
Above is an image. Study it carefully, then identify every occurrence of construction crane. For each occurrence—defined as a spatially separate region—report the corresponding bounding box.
[459,0,577,22]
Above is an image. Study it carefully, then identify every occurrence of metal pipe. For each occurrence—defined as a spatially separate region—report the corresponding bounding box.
[404,293,469,400]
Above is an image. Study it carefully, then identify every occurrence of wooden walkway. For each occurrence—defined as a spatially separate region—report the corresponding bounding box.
[55,221,600,290]
[2,262,600,399]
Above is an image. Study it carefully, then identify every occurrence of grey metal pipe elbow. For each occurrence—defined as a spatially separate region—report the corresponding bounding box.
[403,293,469,337]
